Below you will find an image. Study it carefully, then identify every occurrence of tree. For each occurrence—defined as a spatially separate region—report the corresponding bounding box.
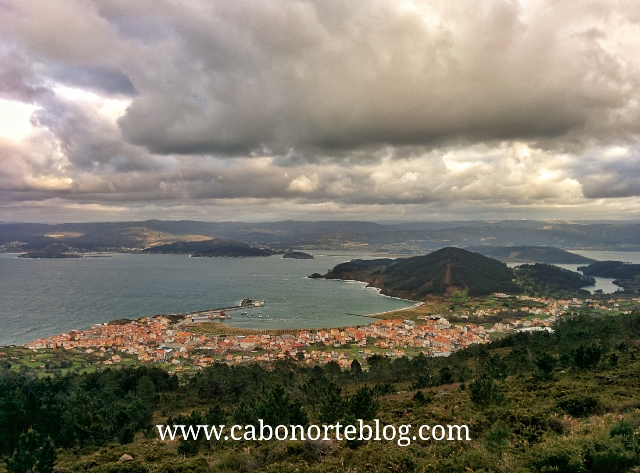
[347,386,379,421]
[438,367,454,385]
[485,355,508,381]
[350,359,363,379]
[5,430,57,473]
[469,375,505,408]
[534,351,557,380]
[574,343,603,370]
[319,387,344,424]
[136,375,157,405]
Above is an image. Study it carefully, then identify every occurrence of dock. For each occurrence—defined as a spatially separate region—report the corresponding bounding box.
[175,298,265,322]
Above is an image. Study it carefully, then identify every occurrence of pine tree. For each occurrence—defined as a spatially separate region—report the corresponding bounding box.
[319,388,345,424]
[469,375,505,408]
[347,386,379,421]
[5,430,57,473]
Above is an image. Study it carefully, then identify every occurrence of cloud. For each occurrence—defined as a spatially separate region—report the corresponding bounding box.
[0,0,639,222]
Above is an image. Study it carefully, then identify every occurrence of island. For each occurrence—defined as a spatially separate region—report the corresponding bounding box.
[283,251,314,259]
[142,238,273,257]
[18,251,82,259]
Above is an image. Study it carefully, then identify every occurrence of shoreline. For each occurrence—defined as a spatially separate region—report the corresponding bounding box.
[15,296,420,346]
[358,301,424,318]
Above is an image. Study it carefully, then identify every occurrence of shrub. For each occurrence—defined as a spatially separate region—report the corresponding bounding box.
[582,436,639,473]
[412,391,432,406]
[547,416,568,435]
[529,440,585,473]
[556,394,600,418]
[484,425,510,450]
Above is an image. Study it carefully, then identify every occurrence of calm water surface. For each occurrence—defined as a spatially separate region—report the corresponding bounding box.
[3,249,638,346]
[0,252,413,346]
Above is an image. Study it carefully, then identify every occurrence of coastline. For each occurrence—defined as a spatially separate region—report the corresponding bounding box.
[358,301,424,318]
[17,297,423,347]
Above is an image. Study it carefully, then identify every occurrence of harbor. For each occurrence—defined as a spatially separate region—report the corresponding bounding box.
[184,298,266,322]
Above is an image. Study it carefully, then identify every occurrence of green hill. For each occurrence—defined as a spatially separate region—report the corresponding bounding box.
[142,238,272,257]
[322,247,521,298]
[515,263,595,295]
[471,246,595,264]
[578,260,640,279]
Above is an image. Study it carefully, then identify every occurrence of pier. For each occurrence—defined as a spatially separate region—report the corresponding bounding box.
[175,298,265,322]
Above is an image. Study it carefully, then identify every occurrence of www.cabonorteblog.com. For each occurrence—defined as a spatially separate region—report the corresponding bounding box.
[157,420,470,447]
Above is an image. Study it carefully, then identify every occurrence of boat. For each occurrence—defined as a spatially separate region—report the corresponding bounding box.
[258,314,263,318]
[241,311,247,315]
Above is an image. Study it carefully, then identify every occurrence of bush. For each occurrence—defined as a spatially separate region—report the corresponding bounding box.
[556,394,600,418]
[582,436,639,473]
[381,451,416,473]
[412,391,432,406]
[529,440,585,473]
[547,416,568,435]
[484,425,509,450]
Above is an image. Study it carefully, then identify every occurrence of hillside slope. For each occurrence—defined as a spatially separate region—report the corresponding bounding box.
[578,260,640,279]
[322,247,521,298]
[471,246,595,264]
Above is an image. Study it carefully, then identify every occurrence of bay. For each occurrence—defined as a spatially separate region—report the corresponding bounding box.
[0,251,413,346]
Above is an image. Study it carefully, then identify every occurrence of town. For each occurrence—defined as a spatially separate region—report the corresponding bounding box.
[21,294,640,373]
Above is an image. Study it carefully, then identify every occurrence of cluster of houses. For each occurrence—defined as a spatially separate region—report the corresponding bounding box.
[25,295,639,369]
[25,315,491,368]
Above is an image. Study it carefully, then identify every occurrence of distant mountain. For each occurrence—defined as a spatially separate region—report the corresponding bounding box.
[142,238,272,257]
[470,246,596,264]
[320,247,521,299]
[578,261,640,279]
[2,219,640,252]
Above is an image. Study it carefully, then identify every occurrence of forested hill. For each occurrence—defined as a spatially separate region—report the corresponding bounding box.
[578,260,640,279]
[515,263,595,296]
[471,246,595,264]
[142,238,272,257]
[321,247,521,298]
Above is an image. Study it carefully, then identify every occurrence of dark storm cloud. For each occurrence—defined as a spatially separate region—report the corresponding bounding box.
[3,0,640,158]
[108,0,640,156]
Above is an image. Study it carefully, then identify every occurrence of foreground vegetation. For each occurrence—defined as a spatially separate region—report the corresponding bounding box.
[2,312,640,472]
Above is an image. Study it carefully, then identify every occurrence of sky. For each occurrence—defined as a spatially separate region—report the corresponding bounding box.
[0,0,639,223]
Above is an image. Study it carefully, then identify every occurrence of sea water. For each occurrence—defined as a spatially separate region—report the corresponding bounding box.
[0,251,413,346]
